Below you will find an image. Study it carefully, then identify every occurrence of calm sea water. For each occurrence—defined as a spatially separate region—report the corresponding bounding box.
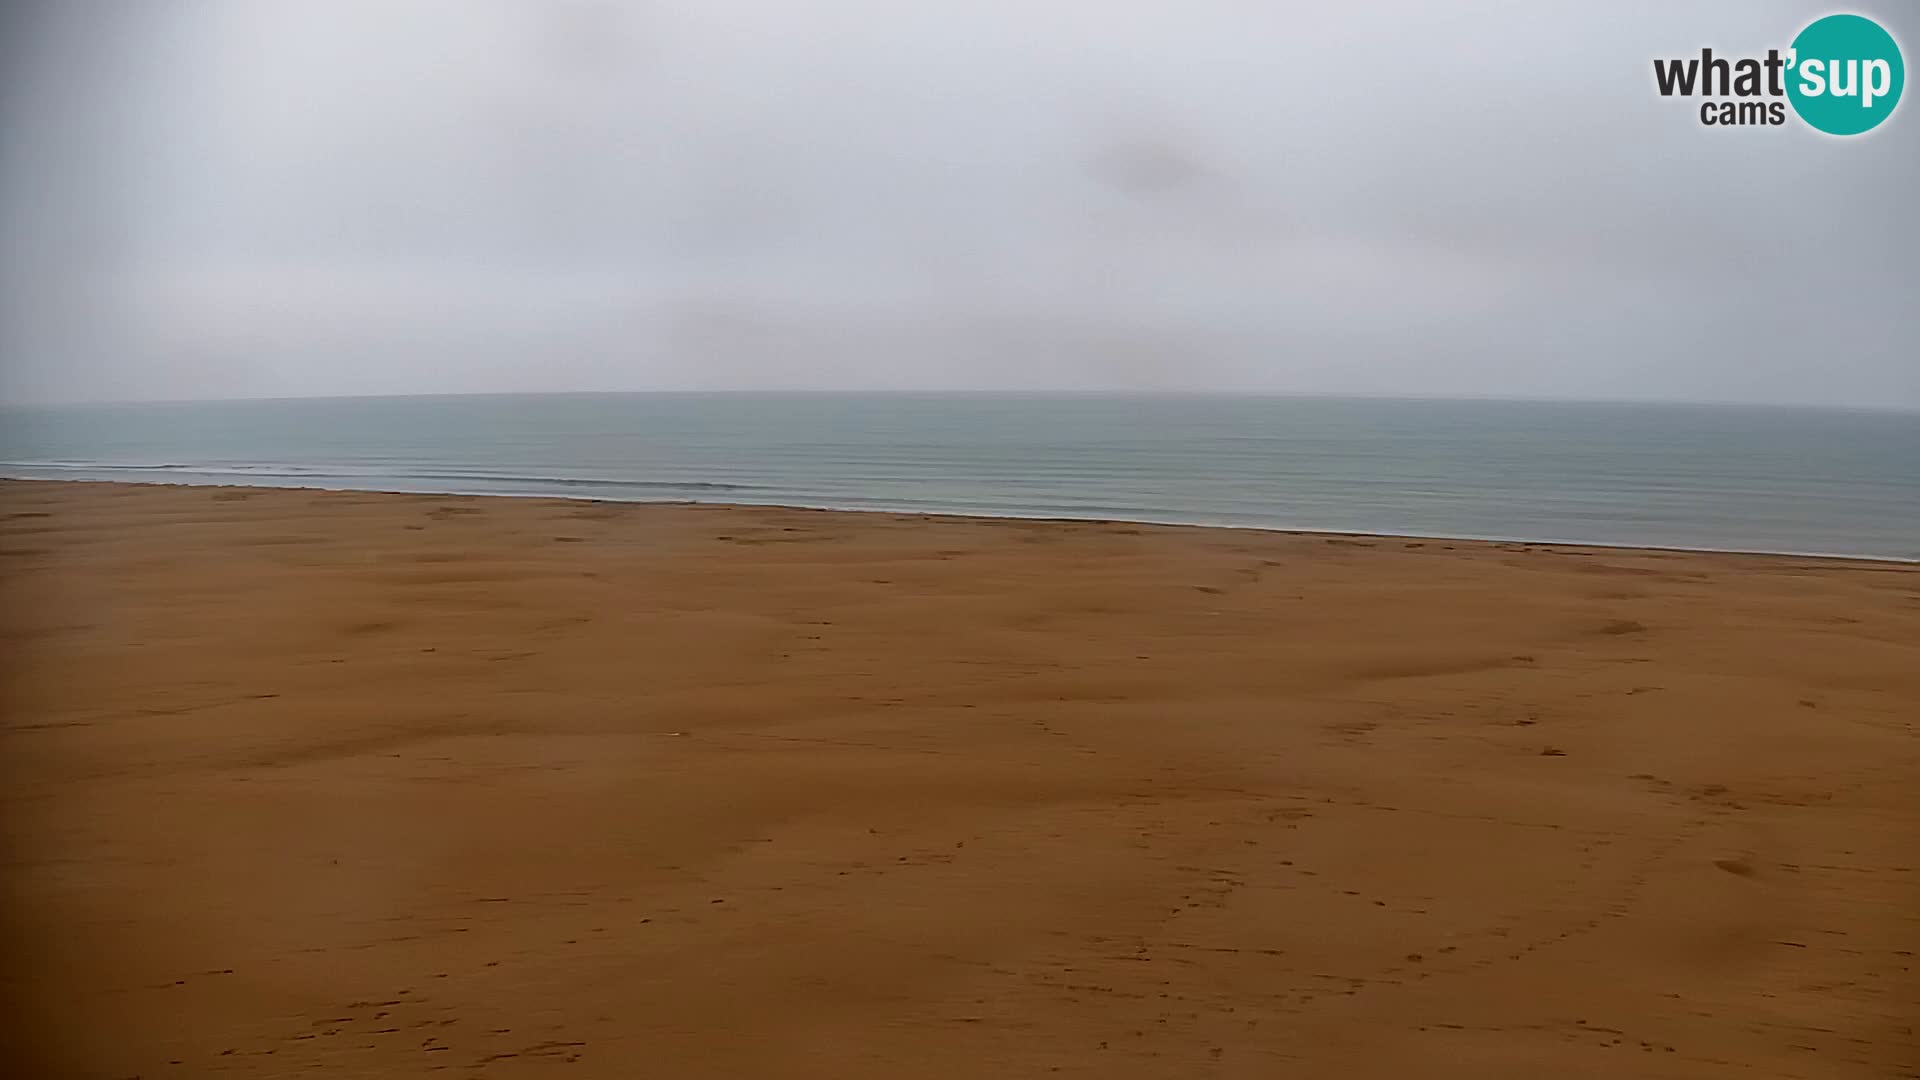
[3,394,1916,560]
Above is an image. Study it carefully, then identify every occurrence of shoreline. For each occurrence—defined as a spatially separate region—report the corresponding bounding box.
[5,474,1915,568]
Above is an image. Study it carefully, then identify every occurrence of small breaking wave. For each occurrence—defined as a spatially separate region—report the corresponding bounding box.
[0,460,761,493]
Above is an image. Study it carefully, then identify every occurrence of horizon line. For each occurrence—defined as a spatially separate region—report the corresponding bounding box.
[7,389,1919,415]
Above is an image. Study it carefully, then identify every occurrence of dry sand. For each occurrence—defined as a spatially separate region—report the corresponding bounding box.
[2,480,1916,1078]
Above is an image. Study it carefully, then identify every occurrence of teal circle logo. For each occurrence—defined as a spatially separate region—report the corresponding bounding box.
[1786,14,1904,135]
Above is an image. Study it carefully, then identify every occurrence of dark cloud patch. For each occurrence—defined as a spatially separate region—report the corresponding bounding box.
[1086,140,1212,199]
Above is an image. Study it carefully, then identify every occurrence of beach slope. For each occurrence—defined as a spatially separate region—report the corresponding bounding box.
[3,481,1916,1078]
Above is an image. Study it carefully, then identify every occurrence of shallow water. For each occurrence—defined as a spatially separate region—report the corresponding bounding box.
[4,393,1916,560]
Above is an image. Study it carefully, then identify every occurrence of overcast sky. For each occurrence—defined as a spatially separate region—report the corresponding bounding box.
[1,1,1915,407]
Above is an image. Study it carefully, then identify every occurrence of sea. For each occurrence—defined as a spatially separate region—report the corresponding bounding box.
[2,393,1916,561]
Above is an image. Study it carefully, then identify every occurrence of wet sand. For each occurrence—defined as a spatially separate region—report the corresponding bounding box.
[3,480,1916,1078]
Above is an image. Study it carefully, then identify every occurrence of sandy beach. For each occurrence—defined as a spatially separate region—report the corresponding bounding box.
[2,479,1915,1078]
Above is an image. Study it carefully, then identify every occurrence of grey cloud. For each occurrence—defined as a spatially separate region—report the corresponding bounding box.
[1,0,1916,406]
